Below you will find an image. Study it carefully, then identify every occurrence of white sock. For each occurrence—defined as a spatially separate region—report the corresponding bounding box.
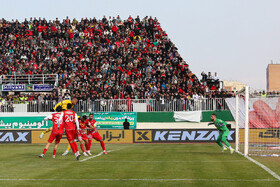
[228,146,232,150]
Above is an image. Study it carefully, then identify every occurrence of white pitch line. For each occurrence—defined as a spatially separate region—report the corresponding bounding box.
[79,149,120,162]
[0,179,278,182]
[236,151,280,181]
[79,152,104,162]
[82,160,247,163]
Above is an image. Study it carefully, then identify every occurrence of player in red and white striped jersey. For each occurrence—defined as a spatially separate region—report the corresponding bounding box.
[58,103,81,160]
[39,106,63,158]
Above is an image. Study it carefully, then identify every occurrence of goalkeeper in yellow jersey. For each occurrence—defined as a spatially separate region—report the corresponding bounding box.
[53,98,78,111]
[40,97,79,154]
[40,98,79,138]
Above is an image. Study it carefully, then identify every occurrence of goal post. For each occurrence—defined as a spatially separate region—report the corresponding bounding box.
[244,86,249,156]
[230,87,280,157]
[235,86,249,156]
[235,92,239,152]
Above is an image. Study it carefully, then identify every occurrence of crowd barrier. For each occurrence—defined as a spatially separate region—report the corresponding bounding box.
[0,98,229,113]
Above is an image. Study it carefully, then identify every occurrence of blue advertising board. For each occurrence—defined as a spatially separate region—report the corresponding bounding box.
[2,85,25,91]
[33,84,54,91]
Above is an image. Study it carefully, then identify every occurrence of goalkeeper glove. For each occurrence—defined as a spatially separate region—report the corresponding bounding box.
[208,123,214,126]
[39,133,44,139]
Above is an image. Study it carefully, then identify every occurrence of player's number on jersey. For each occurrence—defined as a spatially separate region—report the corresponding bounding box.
[54,117,59,124]
[65,115,74,122]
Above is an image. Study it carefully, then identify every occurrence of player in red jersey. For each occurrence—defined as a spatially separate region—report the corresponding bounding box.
[39,106,63,158]
[85,113,107,155]
[77,115,90,156]
[58,103,81,160]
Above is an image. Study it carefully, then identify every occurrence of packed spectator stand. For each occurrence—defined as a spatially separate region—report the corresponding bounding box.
[0,16,234,112]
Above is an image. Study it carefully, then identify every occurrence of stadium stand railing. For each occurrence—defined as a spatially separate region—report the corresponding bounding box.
[0,74,58,86]
[0,98,228,113]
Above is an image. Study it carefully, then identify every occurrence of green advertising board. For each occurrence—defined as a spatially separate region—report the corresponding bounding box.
[78,112,137,129]
[0,116,53,129]
[0,112,136,130]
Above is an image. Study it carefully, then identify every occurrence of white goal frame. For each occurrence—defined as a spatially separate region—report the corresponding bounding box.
[235,86,249,156]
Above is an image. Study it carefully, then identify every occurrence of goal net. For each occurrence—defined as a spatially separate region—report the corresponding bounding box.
[226,87,280,157]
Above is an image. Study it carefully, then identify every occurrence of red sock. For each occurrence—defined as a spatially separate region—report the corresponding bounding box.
[86,140,92,151]
[73,142,79,153]
[53,149,57,156]
[70,142,77,153]
[80,144,85,152]
[100,141,105,151]
[42,148,47,154]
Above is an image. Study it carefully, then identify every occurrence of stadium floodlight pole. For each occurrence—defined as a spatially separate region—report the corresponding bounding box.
[244,86,249,156]
[235,92,239,152]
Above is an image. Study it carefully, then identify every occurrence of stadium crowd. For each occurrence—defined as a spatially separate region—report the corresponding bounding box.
[0,16,234,106]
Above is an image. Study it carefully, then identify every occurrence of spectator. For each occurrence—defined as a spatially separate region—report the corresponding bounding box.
[0,16,230,103]
[207,72,213,81]
[123,118,130,129]
[201,71,207,82]
[213,72,219,81]
[192,92,199,102]
[64,93,71,100]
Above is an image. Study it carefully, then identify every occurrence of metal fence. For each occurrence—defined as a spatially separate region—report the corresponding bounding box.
[0,98,229,113]
[0,102,14,112]
[0,74,58,86]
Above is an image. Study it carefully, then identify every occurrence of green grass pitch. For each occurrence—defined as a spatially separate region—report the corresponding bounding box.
[0,143,280,187]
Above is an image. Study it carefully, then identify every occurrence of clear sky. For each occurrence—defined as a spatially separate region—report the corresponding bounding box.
[2,0,280,90]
